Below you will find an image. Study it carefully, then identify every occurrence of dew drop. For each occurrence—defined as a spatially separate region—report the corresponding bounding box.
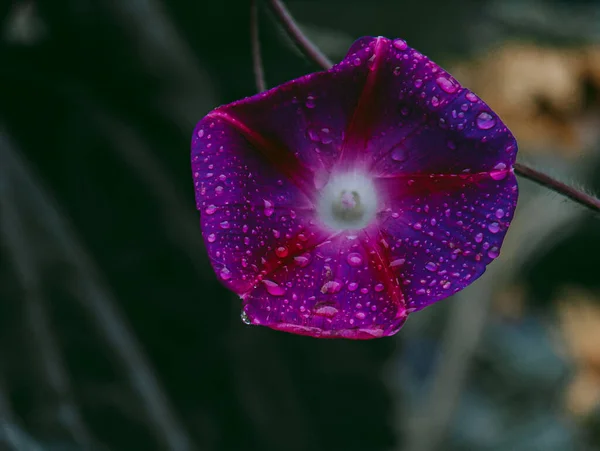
[240,310,252,325]
[305,96,316,108]
[431,96,440,108]
[353,57,362,66]
[414,79,423,88]
[219,221,230,229]
[466,92,478,102]
[476,112,496,130]
[346,253,363,267]
[475,232,483,243]
[321,280,342,294]
[425,262,437,272]
[275,246,289,258]
[488,247,500,259]
[314,302,339,318]
[391,145,409,162]
[495,208,504,219]
[205,205,217,215]
[436,76,458,94]
[488,222,500,233]
[348,282,359,291]
[390,258,406,267]
[207,233,216,243]
[294,253,311,268]
[393,39,408,50]
[197,129,204,138]
[374,283,385,292]
[263,199,275,217]
[263,280,285,296]
[355,311,366,320]
[220,267,231,280]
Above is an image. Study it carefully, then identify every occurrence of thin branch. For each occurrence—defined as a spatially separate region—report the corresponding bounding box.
[266,0,333,70]
[266,0,600,216]
[0,131,197,451]
[251,0,267,92]
[515,162,600,214]
[0,143,98,450]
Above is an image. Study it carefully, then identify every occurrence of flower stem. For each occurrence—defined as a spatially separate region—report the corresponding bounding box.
[266,0,333,70]
[266,0,600,215]
[514,162,600,214]
[251,0,267,92]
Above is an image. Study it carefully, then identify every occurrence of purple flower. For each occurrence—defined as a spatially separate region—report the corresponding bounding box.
[191,36,518,339]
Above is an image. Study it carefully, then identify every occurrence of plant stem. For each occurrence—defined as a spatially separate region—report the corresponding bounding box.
[514,163,600,214]
[267,0,600,215]
[266,0,333,70]
[251,0,267,92]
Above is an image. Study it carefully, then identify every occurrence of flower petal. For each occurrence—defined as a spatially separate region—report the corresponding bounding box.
[242,231,407,339]
[375,171,518,311]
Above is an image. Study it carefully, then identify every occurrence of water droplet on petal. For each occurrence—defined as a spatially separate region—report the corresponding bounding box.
[466,92,478,102]
[495,208,504,219]
[348,282,358,291]
[475,232,483,243]
[414,79,423,88]
[391,145,409,162]
[263,199,274,217]
[314,302,339,318]
[305,96,316,108]
[294,253,311,268]
[207,233,216,243]
[220,267,231,280]
[390,258,406,267]
[321,280,342,294]
[488,222,500,233]
[476,112,496,130]
[219,221,230,229]
[197,129,204,138]
[263,280,285,296]
[425,262,437,272]
[374,283,385,292]
[353,57,362,66]
[205,205,217,215]
[393,39,408,50]
[488,247,500,259]
[346,253,363,267]
[436,76,458,94]
[431,96,440,108]
[240,310,251,325]
[355,311,366,320]
[275,246,288,258]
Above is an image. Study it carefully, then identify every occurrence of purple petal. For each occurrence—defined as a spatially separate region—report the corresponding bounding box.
[375,171,518,311]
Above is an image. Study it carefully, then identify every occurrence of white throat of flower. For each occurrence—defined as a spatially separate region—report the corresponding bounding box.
[318,172,378,231]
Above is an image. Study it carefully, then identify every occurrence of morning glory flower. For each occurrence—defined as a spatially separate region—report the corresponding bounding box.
[191,36,518,339]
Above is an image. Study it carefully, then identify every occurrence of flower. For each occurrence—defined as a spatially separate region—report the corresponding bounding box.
[191,36,518,339]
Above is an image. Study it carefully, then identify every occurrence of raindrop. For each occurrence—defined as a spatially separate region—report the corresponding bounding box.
[355,311,366,320]
[475,232,483,243]
[305,96,316,108]
[275,246,289,258]
[374,283,385,292]
[436,76,458,94]
[220,267,231,280]
[390,258,406,267]
[263,280,285,296]
[488,247,499,259]
[431,96,440,108]
[425,262,437,272]
[321,280,342,294]
[240,310,252,325]
[495,208,504,219]
[414,79,423,88]
[466,92,478,102]
[263,199,275,217]
[488,222,500,233]
[348,282,359,291]
[294,253,311,268]
[197,129,204,138]
[207,233,216,243]
[353,57,362,66]
[346,253,363,267]
[314,302,339,318]
[205,205,217,215]
[393,39,408,50]
[219,221,230,229]
[476,112,496,130]
[391,145,409,162]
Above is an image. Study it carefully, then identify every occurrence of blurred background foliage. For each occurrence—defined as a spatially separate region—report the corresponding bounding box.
[1,0,600,450]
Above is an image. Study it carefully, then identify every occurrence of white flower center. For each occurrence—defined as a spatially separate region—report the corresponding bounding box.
[318,172,378,230]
